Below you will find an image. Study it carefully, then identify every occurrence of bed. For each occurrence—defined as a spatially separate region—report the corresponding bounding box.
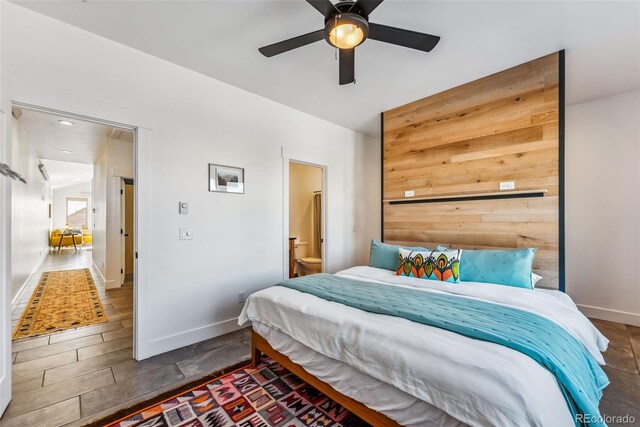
[239,265,609,427]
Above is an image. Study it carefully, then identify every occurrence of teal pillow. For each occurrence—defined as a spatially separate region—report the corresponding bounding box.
[459,248,536,289]
[369,240,428,271]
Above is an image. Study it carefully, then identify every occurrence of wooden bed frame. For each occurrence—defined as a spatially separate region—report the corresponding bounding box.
[251,330,402,427]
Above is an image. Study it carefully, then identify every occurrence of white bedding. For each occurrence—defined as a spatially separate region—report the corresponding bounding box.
[253,322,464,426]
[239,266,608,427]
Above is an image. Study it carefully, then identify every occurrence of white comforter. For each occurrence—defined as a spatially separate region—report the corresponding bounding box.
[239,266,608,427]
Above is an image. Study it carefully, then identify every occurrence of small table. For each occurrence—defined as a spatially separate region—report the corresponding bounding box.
[57,230,82,252]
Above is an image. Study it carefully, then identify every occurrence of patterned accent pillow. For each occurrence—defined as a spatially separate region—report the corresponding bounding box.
[397,248,462,283]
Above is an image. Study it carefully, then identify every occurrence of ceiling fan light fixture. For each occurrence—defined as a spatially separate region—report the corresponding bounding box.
[325,13,368,49]
[258,0,441,85]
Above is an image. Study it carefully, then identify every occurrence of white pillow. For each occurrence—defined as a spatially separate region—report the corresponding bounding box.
[531,273,543,287]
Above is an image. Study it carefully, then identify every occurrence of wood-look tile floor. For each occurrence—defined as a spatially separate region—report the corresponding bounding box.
[1,249,250,427]
[0,249,638,426]
[591,319,640,425]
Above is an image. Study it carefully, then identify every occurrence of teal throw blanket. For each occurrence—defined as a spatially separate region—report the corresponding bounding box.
[278,274,609,427]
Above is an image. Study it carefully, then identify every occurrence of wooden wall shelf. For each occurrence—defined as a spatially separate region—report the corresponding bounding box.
[384,190,548,205]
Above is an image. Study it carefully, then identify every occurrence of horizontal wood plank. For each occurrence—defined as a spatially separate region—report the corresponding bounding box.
[383,52,561,288]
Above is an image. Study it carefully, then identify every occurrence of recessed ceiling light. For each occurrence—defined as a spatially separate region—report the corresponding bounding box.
[61,149,72,154]
[58,120,75,126]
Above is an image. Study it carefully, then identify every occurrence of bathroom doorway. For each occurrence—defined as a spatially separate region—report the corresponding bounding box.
[288,161,324,278]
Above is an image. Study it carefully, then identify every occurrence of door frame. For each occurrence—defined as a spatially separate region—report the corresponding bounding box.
[283,158,327,279]
[0,107,11,414]
[2,100,148,368]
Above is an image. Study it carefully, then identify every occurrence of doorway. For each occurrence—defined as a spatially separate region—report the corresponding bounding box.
[288,161,325,278]
[5,103,138,416]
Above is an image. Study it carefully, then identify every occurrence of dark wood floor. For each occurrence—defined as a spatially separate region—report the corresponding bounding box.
[1,249,638,426]
[591,319,640,425]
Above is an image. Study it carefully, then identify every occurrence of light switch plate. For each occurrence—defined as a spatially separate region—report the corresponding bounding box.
[404,190,415,198]
[499,181,515,191]
[179,202,189,214]
[179,227,193,240]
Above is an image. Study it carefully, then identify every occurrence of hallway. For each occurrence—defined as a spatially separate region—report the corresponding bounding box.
[4,249,250,426]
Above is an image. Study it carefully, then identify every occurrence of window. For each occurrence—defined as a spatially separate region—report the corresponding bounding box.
[66,198,88,229]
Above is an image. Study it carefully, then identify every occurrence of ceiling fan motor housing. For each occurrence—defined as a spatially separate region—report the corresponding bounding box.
[324,2,370,49]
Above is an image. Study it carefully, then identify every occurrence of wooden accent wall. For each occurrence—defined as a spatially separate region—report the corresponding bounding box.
[382,52,563,289]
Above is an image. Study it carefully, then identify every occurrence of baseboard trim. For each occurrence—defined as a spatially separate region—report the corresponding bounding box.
[11,249,48,309]
[577,304,640,327]
[103,280,118,289]
[92,261,119,289]
[139,317,242,360]
[92,260,108,283]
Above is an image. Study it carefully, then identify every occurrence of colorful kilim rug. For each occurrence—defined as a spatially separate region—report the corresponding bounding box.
[107,358,369,427]
[12,268,108,340]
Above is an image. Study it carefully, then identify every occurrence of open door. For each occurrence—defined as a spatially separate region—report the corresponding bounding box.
[120,179,125,285]
[120,178,134,285]
[124,181,134,276]
[0,109,11,415]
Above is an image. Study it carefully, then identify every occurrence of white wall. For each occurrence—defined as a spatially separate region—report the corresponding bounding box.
[289,162,322,258]
[94,139,134,288]
[51,180,92,231]
[566,90,640,326]
[92,141,107,281]
[10,116,51,301]
[91,138,133,286]
[1,3,380,358]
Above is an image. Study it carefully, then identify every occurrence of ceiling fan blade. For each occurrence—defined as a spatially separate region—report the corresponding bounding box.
[306,0,337,17]
[339,48,355,85]
[259,29,325,57]
[353,0,384,16]
[368,23,440,52]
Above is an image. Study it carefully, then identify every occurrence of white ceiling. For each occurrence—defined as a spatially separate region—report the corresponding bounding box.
[13,0,640,137]
[41,159,93,189]
[14,108,133,164]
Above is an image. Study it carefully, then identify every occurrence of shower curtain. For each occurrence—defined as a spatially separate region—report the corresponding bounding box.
[313,192,322,258]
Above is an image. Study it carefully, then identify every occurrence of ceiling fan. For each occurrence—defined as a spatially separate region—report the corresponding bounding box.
[258,0,440,85]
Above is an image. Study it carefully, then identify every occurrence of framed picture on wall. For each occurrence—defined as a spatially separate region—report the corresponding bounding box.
[208,164,244,194]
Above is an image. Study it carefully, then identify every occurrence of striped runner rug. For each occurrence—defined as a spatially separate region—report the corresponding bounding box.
[12,268,108,340]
